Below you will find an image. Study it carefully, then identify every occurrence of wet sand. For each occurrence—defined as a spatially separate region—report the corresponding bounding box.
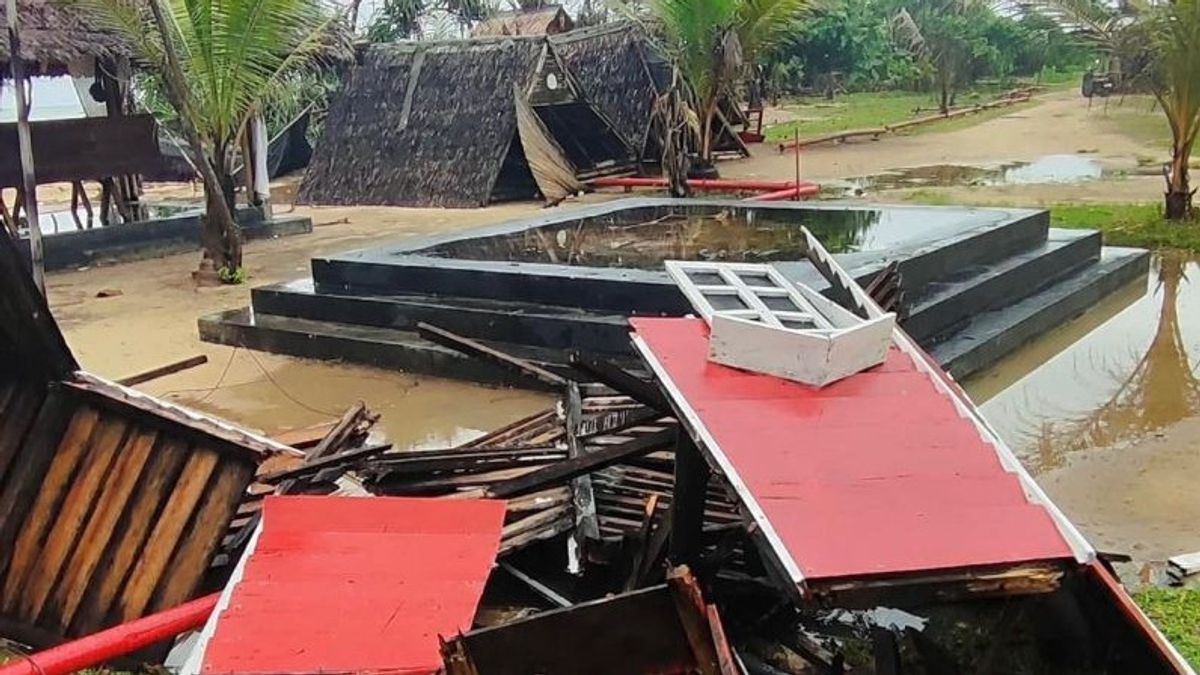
[47,198,569,442]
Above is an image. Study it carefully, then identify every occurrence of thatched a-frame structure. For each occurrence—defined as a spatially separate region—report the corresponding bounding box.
[550,22,658,159]
[551,22,750,161]
[299,35,637,208]
[471,5,574,37]
[0,0,134,76]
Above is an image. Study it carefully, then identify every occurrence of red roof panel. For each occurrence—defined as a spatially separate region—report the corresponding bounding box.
[201,496,505,675]
[631,317,1074,582]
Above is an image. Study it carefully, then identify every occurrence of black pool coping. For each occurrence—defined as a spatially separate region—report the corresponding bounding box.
[312,198,1048,314]
[21,210,313,271]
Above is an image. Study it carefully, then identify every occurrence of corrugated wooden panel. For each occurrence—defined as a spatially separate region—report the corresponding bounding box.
[1,406,102,613]
[69,436,190,636]
[0,390,262,641]
[0,386,74,571]
[114,447,220,622]
[44,427,158,629]
[19,413,129,621]
[149,454,255,612]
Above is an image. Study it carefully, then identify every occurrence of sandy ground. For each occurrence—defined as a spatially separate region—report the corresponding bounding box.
[728,90,1158,185]
[39,88,1196,569]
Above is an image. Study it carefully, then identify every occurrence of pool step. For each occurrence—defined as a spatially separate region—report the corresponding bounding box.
[931,246,1150,379]
[251,279,637,354]
[198,309,593,389]
[904,228,1102,344]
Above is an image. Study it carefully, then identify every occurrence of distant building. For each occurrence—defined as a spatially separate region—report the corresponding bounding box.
[471,5,575,37]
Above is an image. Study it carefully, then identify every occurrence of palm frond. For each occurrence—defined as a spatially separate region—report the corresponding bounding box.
[735,0,816,61]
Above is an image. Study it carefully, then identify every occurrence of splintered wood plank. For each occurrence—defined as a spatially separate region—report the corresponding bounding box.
[45,427,158,629]
[19,415,128,622]
[69,438,190,636]
[2,406,101,613]
[0,383,47,484]
[113,447,219,622]
[0,387,73,570]
[149,457,255,612]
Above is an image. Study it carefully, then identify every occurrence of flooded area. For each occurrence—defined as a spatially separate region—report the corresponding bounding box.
[139,350,551,450]
[965,252,1200,567]
[418,204,1005,268]
[831,154,1104,197]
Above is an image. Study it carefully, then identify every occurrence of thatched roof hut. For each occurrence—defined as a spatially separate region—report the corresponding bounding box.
[471,5,574,37]
[551,22,658,158]
[0,0,134,76]
[299,35,637,208]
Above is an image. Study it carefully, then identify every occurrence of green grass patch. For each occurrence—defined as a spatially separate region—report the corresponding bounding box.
[764,80,1059,143]
[765,91,937,142]
[1137,587,1200,668]
[900,193,1200,251]
[1047,203,1200,251]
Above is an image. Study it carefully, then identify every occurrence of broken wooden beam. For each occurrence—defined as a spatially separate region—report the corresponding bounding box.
[671,434,711,567]
[418,322,567,389]
[569,351,670,411]
[479,428,677,499]
[116,354,208,387]
[564,382,599,566]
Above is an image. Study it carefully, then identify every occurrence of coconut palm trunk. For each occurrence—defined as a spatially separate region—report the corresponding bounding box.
[1165,138,1194,220]
[80,0,346,282]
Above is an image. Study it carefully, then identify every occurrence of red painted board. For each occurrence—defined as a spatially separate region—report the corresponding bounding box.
[631,317,1073,582]
[201,496,506,675]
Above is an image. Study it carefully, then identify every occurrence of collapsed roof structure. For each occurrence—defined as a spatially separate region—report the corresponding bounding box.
[0,228,295,650]
[298,31,640,208]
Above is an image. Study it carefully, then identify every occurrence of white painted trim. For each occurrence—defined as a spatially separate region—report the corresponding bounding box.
[665,260,831,329]
[631,334,807,587]
[179,518,265,675]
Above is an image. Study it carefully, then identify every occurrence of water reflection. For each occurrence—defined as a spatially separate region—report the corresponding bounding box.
[971,253,1200,473]
[419,204,1008,269]
[423,209,881,269]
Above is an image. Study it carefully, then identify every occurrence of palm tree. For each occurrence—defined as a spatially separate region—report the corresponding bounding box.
[891,0,996,114]
[79,0,348,282]
[1041,0,1200,220]
[647,0,811,162]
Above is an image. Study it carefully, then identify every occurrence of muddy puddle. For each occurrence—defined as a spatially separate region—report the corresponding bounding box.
[964,252,1200,564]
[146,352,551,450]
[831,154,1103,197]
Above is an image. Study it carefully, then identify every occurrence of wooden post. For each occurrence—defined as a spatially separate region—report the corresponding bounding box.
[6,0,43,294]
[669,432,709,566]
[101,58,143,223]
[563,382,598,573]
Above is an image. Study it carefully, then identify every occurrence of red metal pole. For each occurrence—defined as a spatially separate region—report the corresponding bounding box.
[746,187,800,201]
[0,594,219,675]
[589,177,815,192]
